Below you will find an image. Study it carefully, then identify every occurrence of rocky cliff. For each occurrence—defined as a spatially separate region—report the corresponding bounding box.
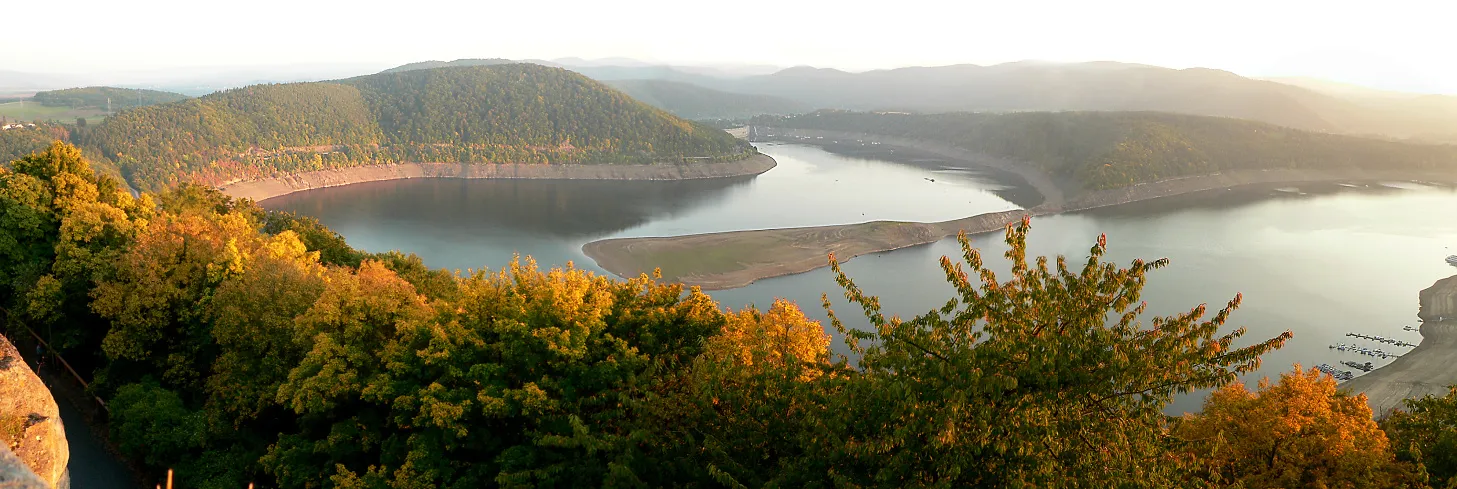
[1419,274,1457,321]
[0,335,67,488]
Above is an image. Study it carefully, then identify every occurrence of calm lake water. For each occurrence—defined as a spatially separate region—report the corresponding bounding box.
[267,143,1457,414]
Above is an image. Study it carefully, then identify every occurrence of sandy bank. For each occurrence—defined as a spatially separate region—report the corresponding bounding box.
[1342,275,1457,417]
[583,210,1030,290]
[219,154,778,202]
[584,131,1457,290]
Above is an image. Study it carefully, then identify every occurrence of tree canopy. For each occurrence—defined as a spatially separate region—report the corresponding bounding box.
[1176,366,1423,488]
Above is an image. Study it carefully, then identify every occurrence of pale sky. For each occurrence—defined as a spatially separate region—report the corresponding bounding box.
[5,0,1455,93]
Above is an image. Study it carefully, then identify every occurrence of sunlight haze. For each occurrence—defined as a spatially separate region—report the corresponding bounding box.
[4,0,1454,93]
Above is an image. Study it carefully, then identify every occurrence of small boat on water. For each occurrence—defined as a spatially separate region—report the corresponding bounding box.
[1447,255,1457,266]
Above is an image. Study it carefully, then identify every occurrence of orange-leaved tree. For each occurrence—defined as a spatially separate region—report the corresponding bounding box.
[1175,365,1424,488]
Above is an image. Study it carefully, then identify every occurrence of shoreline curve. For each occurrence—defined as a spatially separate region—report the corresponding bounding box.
[218,154,778,203]
[582,132,1457,290]
[1342,274,1457,418]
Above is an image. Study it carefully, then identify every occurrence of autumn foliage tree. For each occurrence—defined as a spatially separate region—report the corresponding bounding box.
[17,143,1441,488]
[780,218,1293,487]
[1176,365,1424,488]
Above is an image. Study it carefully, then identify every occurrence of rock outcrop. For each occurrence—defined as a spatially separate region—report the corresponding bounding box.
[1419,274,1457,321]
[1342,274,1457,417]
[0,335,67,488]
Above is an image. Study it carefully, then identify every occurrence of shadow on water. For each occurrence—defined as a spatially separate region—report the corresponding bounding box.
[1080,181,1433,218]
[264,175,759,239]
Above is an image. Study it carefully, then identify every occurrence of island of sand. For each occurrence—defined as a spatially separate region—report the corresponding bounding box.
[582,130,1457,290]
[218,154,777,202]
[1343,274,1457,417]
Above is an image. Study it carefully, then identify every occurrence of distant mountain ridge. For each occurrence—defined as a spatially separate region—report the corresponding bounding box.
[713,62,1456,141]
[756,110,1457,191]
[604,79,806,119]
[14,64,754,191]
[379,58,1457,140]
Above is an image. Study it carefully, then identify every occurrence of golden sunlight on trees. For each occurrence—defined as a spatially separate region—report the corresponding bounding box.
[30,143,1449,487]
[1176,365,1424,488]
[708,299,830,379]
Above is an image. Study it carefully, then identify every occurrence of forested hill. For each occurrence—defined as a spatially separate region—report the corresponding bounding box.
[378,58,516,74]
[605,79,806,119]
[31,86,189,110]
[42,63,752,191]
[754,110,1457,190]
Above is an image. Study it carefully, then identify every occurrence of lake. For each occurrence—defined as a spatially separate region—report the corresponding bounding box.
[266,143,1457,414]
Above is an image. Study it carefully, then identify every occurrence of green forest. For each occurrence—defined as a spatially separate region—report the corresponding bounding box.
[1,64,755,192]
[7,142,1457,488]
[31,87,190,111]
[754,111,1457,190]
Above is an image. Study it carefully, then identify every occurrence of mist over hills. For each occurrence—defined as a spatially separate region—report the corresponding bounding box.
[11,56,1457,142]
[604,79,806,120]
[374,58,1457,141]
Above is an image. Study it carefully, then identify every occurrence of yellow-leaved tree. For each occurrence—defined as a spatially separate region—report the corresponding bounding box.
[1175,365,1424,488]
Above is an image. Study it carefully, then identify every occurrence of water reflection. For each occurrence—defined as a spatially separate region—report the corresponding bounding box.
[266,175,759,239]
[265,144,1024,272]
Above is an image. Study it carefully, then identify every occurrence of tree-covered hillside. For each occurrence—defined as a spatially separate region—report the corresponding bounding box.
[12,64,753,191]
[605,79,806,119]
[31,86,190,111]
[755,110,1457,190]
[348,65,749,162]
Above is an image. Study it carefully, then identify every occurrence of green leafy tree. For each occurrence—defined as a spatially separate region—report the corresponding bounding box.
[109,382,206,466]
[1384,387,1457,488]
[787,217,1292,487]
[0,141,148,358]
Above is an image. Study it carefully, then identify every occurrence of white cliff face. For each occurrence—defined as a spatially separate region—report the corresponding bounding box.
[0,335,68,489]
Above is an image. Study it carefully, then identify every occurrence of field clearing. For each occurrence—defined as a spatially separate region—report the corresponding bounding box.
[0,101,107,123]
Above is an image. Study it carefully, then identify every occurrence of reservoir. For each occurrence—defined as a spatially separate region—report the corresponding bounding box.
[266,143,1457,414]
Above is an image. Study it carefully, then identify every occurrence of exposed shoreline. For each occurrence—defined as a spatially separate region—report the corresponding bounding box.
[1342,274,1457,418]
[218,154,778,203]
[582,131,1457,290]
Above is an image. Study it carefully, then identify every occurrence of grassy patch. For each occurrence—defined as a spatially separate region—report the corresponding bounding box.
[0,413,24,448]
[0,101,106,123]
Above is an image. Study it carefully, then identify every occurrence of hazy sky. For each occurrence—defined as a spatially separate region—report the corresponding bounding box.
[5,0,1454,93]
